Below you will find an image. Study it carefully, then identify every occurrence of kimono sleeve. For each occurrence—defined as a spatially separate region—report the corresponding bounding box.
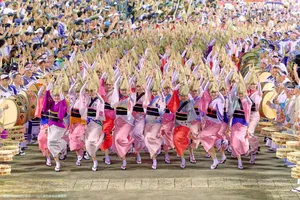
[43,90,53,112]
[58,99,68,121]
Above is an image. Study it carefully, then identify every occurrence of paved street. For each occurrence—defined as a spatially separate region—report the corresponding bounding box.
[1,137,300,200]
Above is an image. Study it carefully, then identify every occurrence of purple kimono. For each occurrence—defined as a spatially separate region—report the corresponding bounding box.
[43,90,67,128]
[42,90,68,157]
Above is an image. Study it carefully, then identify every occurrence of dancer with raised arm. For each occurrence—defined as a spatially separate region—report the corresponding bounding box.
[111,73,136,170]
[43,80,68,172]
[81,78,105,171]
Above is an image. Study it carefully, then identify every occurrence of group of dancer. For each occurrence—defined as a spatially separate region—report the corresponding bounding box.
[30,62,262,172]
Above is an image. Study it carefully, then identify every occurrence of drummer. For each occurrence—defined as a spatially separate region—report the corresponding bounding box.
[35,58,50,77]
[283,82,297,131]
[264,66,277,83]
[10,73,25,93]
[293,85,300,164]
[281,82,297,168]
[270,53,282,68]
[0,73,26,155]
[17,70,39,149]
[0,74,17,97]
[11,72,38,147]
[22,65,36,87]
[265,67,290,152]
[274,64,291,85]
[259,59,269,72]
[293,70,300,132]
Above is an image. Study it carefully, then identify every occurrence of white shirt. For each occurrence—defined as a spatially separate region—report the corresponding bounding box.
[286,96,296,124]
[0,86,13,98]
[26,26,33,33]
[0,46,7,57]
[277,90,287,104]
[19,8,26,16]
[267,20,274,28]
[53,30,59,37]
[12,83,24,93]
[2,8,15,14]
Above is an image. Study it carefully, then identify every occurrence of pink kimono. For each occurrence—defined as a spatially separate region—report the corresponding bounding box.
[160,94,175,151]
[143,93,165,158]
[101,91,115,151]
[132,92,146,153]
[215,95,230,151]
[168,90,197,156]
[229,96,251,157]
[68,92,86,152]
[99,80,115,151]
[247,90,262,154]
[199,91,225,152]
[36,97,49,156]
[111,91,136,159]
[189,95,202,149]
[80,92,105,158]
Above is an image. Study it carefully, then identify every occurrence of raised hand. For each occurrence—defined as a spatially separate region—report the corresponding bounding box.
[101,72,107,80]
[172,83,181,91]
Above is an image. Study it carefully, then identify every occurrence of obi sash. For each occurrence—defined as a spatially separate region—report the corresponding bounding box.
[194,107,200,115]
[133,103,144,112]
[87,108,96,118]
[116,107,127,115]
[233,99,245,119]
[104,102,114,110]
[48,111,60,122]
[41,111,49,119]
[250,98,257,112]
[133,93,145,113]
[175,112,188,121]
[70,108,86,125]
[87,97,98,118]
[71,108,81,118]
[233,110,245,119]
[175,101,188,121]
[207,107,217,119]
[146,107,160,116]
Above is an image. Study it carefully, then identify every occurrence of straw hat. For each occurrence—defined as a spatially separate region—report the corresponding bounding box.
[209,80,219,93]
[87,82,98,92]
[52,79,61,96]
[219,78,227,91]
[136,70,146,87]
[119,75,130,92]
[237,73,247,95]
[189,76,199,91]
[179,84,189,96]
[105,69,115,85]
[61,70,70,92]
